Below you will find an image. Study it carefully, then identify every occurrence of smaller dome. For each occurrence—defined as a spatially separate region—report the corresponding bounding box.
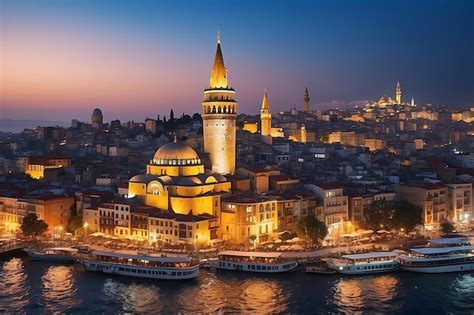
[152,141,201,166]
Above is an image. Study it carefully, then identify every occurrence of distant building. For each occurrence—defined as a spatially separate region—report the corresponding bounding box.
[91,107,103,128]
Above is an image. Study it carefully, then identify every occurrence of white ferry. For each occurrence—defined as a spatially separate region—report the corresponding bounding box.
[82,250,199,280]
[399,236,474,273]
[24,247,79,263]
[327,251,400,275]
[211,251,298,273]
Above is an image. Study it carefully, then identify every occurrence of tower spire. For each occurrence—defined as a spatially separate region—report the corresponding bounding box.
[209,31,228,89]
[262,89,269,109]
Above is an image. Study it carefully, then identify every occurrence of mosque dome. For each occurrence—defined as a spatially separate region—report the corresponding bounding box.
[378,95,393,106]
[153,141,201,166]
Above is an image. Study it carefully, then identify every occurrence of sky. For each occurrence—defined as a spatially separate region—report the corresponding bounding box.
[1,0,473,123]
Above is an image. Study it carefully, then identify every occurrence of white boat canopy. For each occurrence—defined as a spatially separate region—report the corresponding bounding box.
[91,250,192,263]
[429,237,468,245]
[218,251,282,258]
[341,251,399,260]
[410,245,474,255]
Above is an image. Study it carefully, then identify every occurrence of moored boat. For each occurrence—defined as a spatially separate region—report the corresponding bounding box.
[82,250,199,280]
[327,251,399,275]
[399,236,474,273]
[211,251,298,273]
[305,260,336,275]
[24,247,78,263]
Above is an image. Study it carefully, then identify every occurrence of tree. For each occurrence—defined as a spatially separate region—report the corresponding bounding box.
[170,108,175,121]
[392,201,423,232]
[20,213,48,239]
[67,215,84,235]
[364,200,395,231]
[440,220,455,235]
[296,215,328,247]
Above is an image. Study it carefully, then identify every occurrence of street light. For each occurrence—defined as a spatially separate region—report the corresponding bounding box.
[83,222,89,240]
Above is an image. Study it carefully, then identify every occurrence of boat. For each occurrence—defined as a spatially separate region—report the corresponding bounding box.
[305,260,336,274]
[24,247,79,263]
[399,236,474,273]
[211,251,298,273]
[82,250,199,280]
[327,251,400,275]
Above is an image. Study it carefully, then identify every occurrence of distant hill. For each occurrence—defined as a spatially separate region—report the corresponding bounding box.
[0,119,67,133]
[315,100,369,110]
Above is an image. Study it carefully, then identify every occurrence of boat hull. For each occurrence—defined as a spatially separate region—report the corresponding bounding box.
[25,251,77,263]
[401,263,474,273]
[212,260,298,273]
[328,261,399,275]
[83,260,200,280]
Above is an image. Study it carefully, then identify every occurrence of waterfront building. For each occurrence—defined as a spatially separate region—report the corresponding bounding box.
[395,183,448,230]
[446,182,472,224]
[0,194,74,235]
[304,182,351,237]
[221,194,278,244]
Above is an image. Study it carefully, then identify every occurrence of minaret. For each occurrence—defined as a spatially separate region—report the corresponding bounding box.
[260,90,272,136]
[303,87,310,112]
[395,81,402,104]
[411,97,415,107]
[202,32,236,175]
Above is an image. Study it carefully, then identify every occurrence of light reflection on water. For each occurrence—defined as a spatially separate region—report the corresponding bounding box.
[41,265,80,313]
[448,274,474,312]
[329,274,402,313]
[177,272,288,313]
[0,258,29,312]
[0,257,473,313]
[102,278,163,313]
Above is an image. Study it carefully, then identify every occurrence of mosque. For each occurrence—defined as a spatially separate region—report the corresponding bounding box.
[127,34,239,245]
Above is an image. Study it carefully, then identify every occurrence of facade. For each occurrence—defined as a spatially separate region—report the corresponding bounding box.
[202,34,236,175]
[446,183,472,224]
[305,183,351,237]
[221,195,278,244]
[395,183,448,230]
[0,195,73,234]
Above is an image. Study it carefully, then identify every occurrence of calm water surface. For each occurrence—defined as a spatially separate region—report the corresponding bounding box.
[1,257,473,314]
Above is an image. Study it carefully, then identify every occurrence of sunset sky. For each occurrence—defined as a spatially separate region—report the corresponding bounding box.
[1,0,473,122]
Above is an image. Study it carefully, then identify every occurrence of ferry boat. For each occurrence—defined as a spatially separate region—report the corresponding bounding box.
[82,250,199,280]
[24,247,79,263]
[327,251,400,275]
[211,251,298,273]
[399,236,474,273]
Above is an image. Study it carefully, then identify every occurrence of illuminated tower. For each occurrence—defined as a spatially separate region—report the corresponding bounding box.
[202,32,236,175]
[303,87,310,112]
[260,90,272,136]
[395,81,402,104]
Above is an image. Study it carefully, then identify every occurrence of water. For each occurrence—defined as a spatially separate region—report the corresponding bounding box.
[1,257,473,314]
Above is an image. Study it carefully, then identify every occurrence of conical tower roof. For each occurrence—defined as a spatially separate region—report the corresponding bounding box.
[209,32,228,89]
[261,90,270,109]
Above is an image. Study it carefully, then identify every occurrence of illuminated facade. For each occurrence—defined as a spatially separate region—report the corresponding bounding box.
[221,195,278,244]
[202,33,236,175]
[260,91,272,136]
[395,81,402,104]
